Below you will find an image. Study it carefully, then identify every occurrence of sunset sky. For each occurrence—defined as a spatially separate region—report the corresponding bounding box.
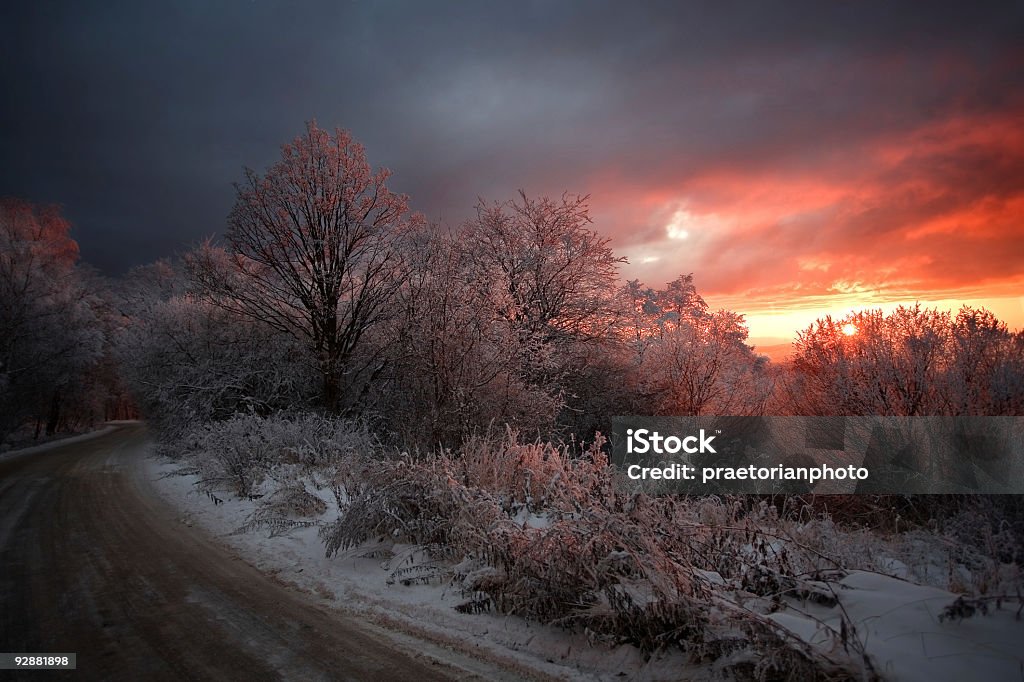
[2,1,1022,342]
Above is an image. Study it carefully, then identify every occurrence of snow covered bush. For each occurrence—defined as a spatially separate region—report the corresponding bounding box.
[448,429,613,513]
[315,431,907,679]
[191,413,278,497]
[174,412,375,500]
[116,280,318,437]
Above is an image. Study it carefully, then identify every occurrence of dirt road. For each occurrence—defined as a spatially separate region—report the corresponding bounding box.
[0,425,495,681]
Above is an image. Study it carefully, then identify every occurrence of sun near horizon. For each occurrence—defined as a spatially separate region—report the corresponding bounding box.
[722,293,1024,362]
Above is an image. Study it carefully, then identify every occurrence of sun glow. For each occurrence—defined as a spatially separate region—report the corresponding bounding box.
[666,208,696,240]
[841,323,858,336]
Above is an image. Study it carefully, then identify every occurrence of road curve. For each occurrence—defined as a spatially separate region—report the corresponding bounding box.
[0,425,481,681]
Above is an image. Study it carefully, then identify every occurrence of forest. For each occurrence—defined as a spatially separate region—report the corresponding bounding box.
[3,122,1023,680]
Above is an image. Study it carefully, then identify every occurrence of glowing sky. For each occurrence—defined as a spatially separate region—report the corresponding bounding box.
[604,110,1024,339]
[2,2,1022,340]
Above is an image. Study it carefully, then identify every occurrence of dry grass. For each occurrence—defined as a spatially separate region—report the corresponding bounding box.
[316,430,883,679]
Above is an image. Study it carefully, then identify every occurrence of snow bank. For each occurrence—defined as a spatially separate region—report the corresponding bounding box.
[778,571,1024,682]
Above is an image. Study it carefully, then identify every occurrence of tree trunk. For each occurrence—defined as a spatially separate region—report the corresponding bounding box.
[46,389,62,436]
[322,368,340,414]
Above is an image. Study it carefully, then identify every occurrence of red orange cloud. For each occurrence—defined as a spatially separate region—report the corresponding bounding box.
[588,108,1024,338]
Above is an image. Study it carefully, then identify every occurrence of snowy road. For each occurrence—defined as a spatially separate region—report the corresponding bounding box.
[0,424,491,681]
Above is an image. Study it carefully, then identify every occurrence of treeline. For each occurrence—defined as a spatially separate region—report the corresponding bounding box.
[3,123,1021,449]
[112,124,776,447]
[788,306,1024,416]
[0,198,135,446]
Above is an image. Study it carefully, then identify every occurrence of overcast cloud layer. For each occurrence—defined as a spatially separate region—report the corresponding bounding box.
[2,1,1022,331]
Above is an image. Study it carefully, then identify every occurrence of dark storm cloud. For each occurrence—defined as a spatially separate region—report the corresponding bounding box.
[1,0,1022,281]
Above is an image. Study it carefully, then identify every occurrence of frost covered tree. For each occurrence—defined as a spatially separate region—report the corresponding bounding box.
[189,122,423,412]
[379,228,563,446]
[644,309,771,416]
[617,274,708,347]
[115,260,316,435]
[655,274,708,328]
[785,304,1024,416]
[943,307,1024,416]
[457,192,627,437]
[464,192,625,349]
[372,193,632,445]
[618,279,662,361]
[609,275,771,417]
[0,198,104,440]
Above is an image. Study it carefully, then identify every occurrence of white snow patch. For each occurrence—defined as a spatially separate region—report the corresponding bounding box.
[771,570,1024,682]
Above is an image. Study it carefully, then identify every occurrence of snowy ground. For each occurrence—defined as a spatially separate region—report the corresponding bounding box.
[0,422,132,462]
[774,571,1024,681]
[144,451,1024,681]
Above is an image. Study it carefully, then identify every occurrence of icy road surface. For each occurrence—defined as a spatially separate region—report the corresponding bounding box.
[0,424,503,681]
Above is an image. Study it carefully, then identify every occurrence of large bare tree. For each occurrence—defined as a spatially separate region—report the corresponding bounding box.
[190,122,422,412]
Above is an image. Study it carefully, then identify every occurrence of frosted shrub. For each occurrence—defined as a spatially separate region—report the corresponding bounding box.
[234,470,330,537]
[457,507,715,652]
[196,413,277,497]
[254,412,379,467]
[448,429,612,514]
[313,432,882,677]
[171,414,1017,679]
[180,412,376,499]
[319,456,478,558]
